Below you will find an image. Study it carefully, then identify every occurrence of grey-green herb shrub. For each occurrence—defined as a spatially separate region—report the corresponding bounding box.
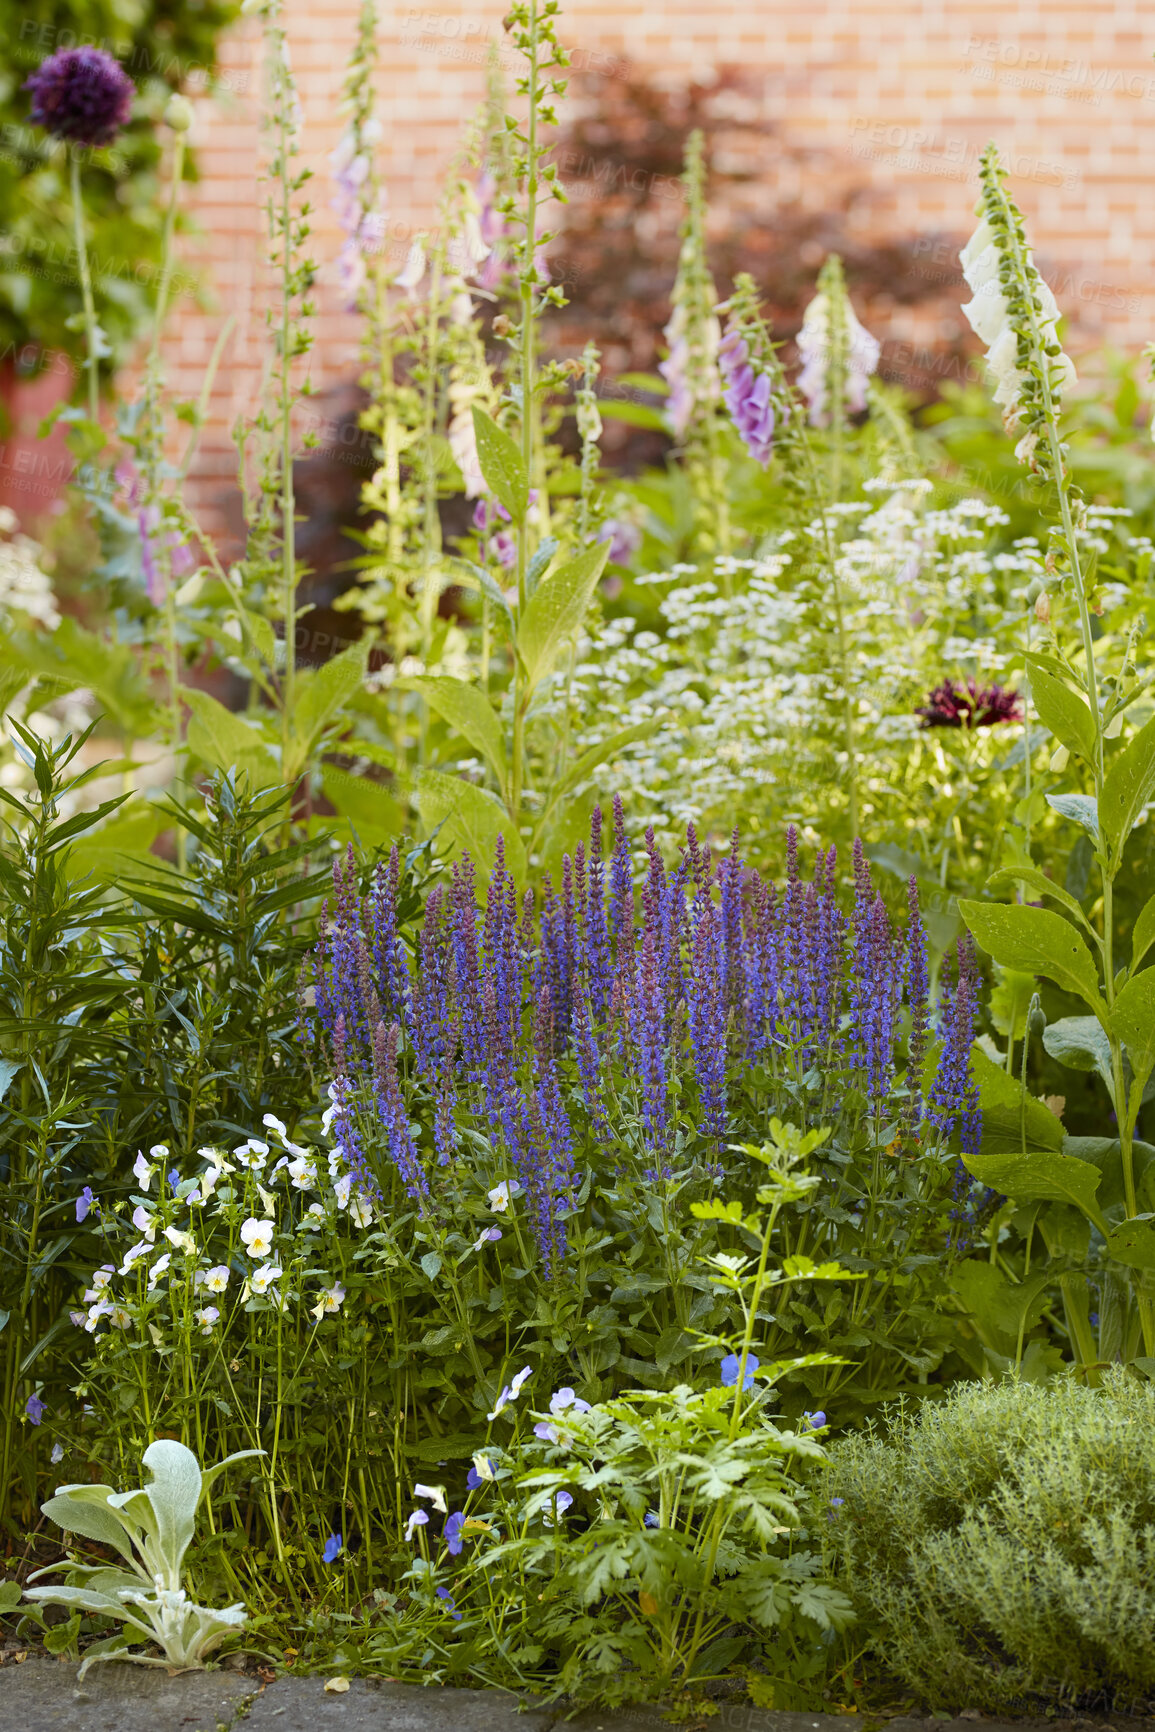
[25,1440,262,1677]
[823,1372,1155,1711]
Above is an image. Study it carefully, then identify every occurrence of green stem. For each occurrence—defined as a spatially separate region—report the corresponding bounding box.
[69,152,100,424]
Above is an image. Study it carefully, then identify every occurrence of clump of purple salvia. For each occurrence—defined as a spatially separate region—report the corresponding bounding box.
[928,936,981,1151]
[26,47,134,147]
[372,1022,428,1200]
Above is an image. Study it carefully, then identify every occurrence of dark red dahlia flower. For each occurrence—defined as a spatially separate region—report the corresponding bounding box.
[25,48,134,148]
[917,677,1023,730]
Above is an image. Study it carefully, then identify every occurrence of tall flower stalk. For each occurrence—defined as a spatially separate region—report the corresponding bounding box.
[956,145,1155,1359]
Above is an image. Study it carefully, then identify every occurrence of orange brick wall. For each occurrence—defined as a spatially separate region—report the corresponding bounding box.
[165,0,1155,537]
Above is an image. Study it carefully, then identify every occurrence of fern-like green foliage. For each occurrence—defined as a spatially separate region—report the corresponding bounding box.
[824,1372,1155,1711]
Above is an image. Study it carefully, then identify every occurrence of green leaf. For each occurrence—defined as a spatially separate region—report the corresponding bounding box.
[420,1252,442,1282]
[321,767,405,842]
[448,558,515,643]
[544,721,661,815]
[0,1580,21,1612]
[1101,711,1155,862]
[984,865,1095,935]
[471,408,528,522]
[1111,968,1155,1093]
[1046,793,1099,841]
[416,769,526,880]
[950,1260,1053,1353]
[289,642,368,773]
[416,676,508,797]
[134,1440,201,1583]
[65,802,164,886]
[1041,1016,1115,1096]
[184,690,279,787]
[971,1046,1064,1153]
[1026,659,1097,761]
[959,899,1106,1020]
[517,542,609,696]
[40,1489,143,1572]
[199,1448,266,1503]
[1132,892,1155,974]
[963,1150,1108,1234]
[1103,1214,1155,1270]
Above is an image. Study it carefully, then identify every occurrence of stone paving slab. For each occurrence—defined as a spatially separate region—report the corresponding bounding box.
[4,1658,1154,1732]
[241,1676,552,1730]
[0,1655,256,1731]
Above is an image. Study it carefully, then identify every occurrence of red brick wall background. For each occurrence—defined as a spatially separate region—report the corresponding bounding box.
[136,2,1155,535]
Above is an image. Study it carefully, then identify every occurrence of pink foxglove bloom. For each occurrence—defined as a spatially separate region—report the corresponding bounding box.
[718,322,775,466]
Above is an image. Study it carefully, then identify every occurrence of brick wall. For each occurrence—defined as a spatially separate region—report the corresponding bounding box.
[166,0,1155,539]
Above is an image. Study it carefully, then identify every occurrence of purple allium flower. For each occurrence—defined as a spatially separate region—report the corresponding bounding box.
[718,322,775,465]
[322,1531,343,1564]
[25,1394,45,1425]
[720,1352,759,1391]
[76,1186,94,1223]
[25,47,134,147]
[444,1511,465,1556]
[916,677,1024,730]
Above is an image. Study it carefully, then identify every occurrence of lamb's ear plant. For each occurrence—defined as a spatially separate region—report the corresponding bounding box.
[23,1440,263,1676]
[953,144,1155,1361]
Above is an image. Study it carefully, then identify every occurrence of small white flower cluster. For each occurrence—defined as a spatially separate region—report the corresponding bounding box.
[72,1107,374,1344]
[0,507,61,631]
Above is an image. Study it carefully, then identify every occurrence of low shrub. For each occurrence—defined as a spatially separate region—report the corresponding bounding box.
[824,1371,1155,1712]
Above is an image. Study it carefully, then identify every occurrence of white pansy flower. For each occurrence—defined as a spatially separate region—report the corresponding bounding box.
[414,1482,447,1514]
[132,1204,157,1241]
[487,1179,517,1213]
[333,1174,353,1211]
[147,1252,171,1290]
[164,1226,196,1255]
[240,1218,275,1259]
[194,1306,220,1336]
[301,1204,326,1232]
[349,1195,373,1229]
[133,1151,157,1191]
[287,1156,318,1192]
[471,1452,496,1483]
[312,1282,345,1317]
[109,1305,133,1330]
[119,1240,151,1276]
[404,1509,428,1542]
[250,1263,283,1296]
[262,1113,288,1139]
[234,1140,269,1170]
[199,1265,230,1293]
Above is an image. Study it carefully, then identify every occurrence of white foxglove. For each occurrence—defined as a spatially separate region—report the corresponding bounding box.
[797,255,880,428]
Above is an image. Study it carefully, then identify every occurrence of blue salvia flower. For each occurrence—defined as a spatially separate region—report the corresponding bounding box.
[928,936,981,1148]
[330,1014,381,1206]
[571,987,609,1146]
[583,808,613,1023]
[412,888,458,1163]
[633,924,669,1168]
[904,876,931,1130]
[741,872,779,1058]
[608,794,634,987]
[482,836,520,1056]
[718,826,744,1009]
[687,881,727,1139]
[450,856,485,1078]
[372,1021,428,1200]
[370,846,410,1027]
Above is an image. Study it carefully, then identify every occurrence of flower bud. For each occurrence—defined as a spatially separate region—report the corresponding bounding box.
[164,94,194,133]
[1049,744,1070,773]
[1034,591,1051,624]
[492,314,512,338]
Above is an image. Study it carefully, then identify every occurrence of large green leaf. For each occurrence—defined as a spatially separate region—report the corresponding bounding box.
[321,767,405,843]
[517,542,609,696]
[541,721,661,818]
[971,1046,1064,1153]
[471,408,528,522]
[1101,711,1155,861]
[950,1260,1053,1355]
[963,1149,1108,1233]
[65,802,164,886]
[134,1441,201,1585]
[40,1489,143,1572]
[416,676,508,797]
[1111,967,1155,1093]
[1041,1016,1115,1100]
[983,865,1096,935]
[1104,1214,1155,1270]
[416,769,526,880]
[184,690,279,787]
[959,899,1106,1019]
[1026,658,1097,761]
[1132,891,1155,974]
[288,642,368,775]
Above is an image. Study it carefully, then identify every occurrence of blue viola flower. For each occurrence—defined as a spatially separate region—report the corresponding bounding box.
[322,1531,343,1563]
[435,1586,462,1622]
[25,1394,45,1425]
[444,1512,464,1556]
[644,1511,660,1529]
[802,1410,827,1431]
[720,1352,759,1391]
[76,1187,94,1223]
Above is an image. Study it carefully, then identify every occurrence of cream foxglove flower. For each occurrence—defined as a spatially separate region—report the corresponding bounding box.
[796,254,880,428]
[959,145,1075,473]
